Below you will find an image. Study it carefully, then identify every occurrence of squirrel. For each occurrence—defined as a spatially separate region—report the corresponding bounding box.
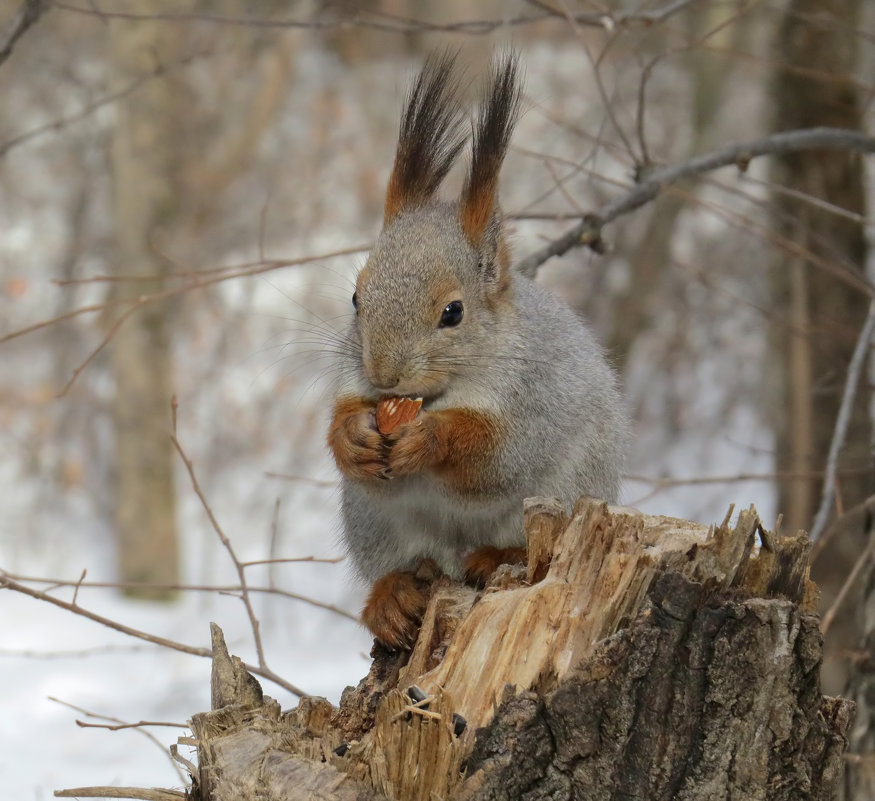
[327,52,628,649]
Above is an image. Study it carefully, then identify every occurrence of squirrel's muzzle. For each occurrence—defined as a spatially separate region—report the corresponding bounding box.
[363,347,405,391]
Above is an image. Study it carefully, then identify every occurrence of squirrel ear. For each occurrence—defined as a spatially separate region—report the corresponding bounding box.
[384,52,467,225]
[459,53,521,247]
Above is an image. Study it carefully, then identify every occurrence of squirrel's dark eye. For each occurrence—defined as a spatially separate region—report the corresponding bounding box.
[352,291,358,310]
[440,300,464,328]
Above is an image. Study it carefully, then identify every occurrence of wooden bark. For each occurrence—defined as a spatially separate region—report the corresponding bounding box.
[769,0,870,537]
[177,498,852,801]
[107,7,184,596]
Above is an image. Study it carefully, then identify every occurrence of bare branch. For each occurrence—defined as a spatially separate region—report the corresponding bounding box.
[48,697,187,784]
[76,719,185,731]
[170,422,310,697]
[626,467,873,488]
[0,574,306,695]
[170,431,266,663]
[2,571,359,622]
[0,644,152,658]
[740,174,871,225]
[0,245,368,395]
[0,574,213,657]
[0,50,208,159]
[553,0,638,164]
[52,0,708,35]
[821,529,875,636]
[810,300,875,542]
[239,556,343,568]
[54,789,185,800]
[516,127,875,281]
[57,297,148,396]
[0,0,51,69]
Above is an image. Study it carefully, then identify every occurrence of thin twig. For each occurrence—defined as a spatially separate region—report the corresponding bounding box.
[0,574,306,695]
[52,0,709,35]
[0,575,213,656]
[810,299,875,543]
[516,127,875,279]
[625,467,872,487]
[0,644,153,658]
[170,426,307,697]
[1,571,358,621]
[0,0,51,68]
[53,245,365,285]
[510,143,875,293]
[72,568,87,606]
[170,433,266,659]
[740,174,870,225]
[821,531,875,635]
[0,50,208,158]
[76,720,185,731]
[555,0,638,164]
[631,0,760,169]
[54,788,185,800]
[0,245,368,396]
[264,471,338,487]
[1,249,366,342]
[57,298,149,396]
[240,556,343,568]
[48,697,187,784]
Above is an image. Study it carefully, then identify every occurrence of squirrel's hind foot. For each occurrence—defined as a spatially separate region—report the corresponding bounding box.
[362,560,441,650]
[463,546,527,589]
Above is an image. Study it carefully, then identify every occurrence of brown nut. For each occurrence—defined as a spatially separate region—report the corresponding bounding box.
[376,396,423,435]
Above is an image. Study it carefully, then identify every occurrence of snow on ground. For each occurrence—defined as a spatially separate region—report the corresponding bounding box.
[0,388,375,798]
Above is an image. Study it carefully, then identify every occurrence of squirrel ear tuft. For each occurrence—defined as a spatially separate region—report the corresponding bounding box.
[459,53,522,246]
[384,52,467,225]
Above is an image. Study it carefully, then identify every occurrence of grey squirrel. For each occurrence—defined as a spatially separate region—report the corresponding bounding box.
[328,52,628,648]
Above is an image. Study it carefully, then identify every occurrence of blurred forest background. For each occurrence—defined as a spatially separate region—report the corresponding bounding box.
[0,0,873,797]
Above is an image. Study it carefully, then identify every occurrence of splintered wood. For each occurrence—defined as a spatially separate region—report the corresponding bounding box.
[395,498,817,735]
[344,689,467,801]
[176,499,848,801]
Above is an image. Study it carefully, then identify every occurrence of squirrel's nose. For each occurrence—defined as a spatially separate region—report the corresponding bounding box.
[363,354,401,391]
[371,376,400,391]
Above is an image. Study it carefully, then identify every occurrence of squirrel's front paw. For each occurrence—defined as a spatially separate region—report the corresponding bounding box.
[385,414,444,477]
[328,398,387,481]
[361,563,438,649]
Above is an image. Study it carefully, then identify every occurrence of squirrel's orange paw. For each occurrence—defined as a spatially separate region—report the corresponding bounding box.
[463,546,527,588]
[328,402,386,481]
[361,565,438,650]
[385,415,441,477]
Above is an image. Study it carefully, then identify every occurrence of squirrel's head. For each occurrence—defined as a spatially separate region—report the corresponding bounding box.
[351,52,521,399]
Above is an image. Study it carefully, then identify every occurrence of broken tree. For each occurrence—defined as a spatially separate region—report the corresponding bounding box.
[60,498,855,801]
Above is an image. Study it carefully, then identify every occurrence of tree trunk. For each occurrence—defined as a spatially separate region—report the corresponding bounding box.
[831,495,875,801]
[106,11,183,596]
[174,499,851,801]
[769,0,871,535]
[769,0,872,732]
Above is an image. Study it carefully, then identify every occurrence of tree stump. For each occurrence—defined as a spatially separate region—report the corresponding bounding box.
[183,498,852,801]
